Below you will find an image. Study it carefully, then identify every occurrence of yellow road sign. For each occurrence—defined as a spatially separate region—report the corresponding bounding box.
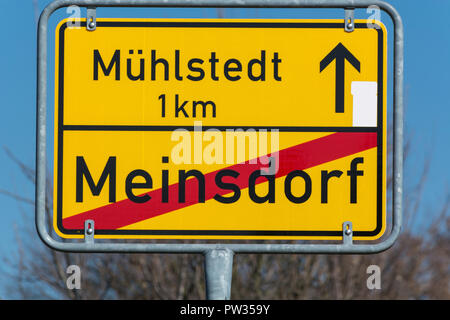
[54,18,387,240]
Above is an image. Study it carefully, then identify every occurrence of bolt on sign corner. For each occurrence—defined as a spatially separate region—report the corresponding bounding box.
[54,18,387,240]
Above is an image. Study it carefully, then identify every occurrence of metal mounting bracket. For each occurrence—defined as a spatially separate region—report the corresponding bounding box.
[342,221,353,245]
[344,8,355,32]
[84,219,95,244]
[86,6,96,31]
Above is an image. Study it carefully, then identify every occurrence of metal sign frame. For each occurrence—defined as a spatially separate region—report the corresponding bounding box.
[36,0,403,258]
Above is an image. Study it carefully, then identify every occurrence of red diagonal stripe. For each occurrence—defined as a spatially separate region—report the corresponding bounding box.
[62,132,377,230]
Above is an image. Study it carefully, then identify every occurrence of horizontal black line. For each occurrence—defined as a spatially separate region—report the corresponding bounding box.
[107,230,344,236]
[63,229,354,237]
[62,125,378,132]
[62,226,377,236]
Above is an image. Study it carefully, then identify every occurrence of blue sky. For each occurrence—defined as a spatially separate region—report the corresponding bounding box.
[0,0,448,298]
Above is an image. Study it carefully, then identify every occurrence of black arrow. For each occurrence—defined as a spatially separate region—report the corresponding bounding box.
[320,43,360,113]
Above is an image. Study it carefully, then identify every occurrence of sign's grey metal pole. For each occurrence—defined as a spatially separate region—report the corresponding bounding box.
[204,249,234,300]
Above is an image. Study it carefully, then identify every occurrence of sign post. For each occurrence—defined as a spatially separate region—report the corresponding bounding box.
[36,0,404,300]
[204,249,234,300]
